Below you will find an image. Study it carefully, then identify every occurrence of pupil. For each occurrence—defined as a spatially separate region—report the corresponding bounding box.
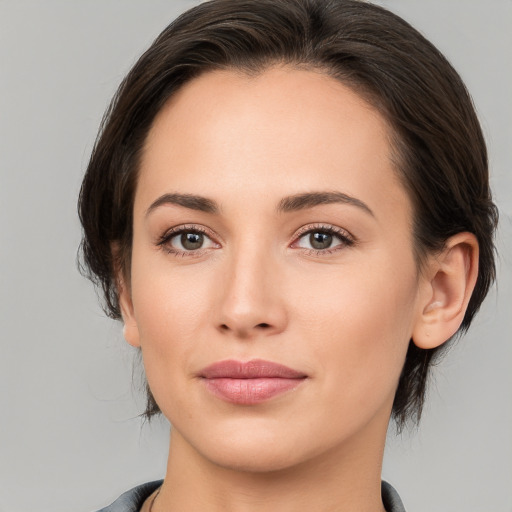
[181,232,203,250]
[310,232,332,249]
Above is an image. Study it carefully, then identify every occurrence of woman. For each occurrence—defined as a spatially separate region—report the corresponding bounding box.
[78,0,498,510]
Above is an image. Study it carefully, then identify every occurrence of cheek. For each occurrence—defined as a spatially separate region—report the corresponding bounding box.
[129,251,215,370]
[290,253,418,403]
[129,260,219,419]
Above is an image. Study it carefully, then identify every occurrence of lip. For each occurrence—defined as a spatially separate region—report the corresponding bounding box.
[199,359,307,404]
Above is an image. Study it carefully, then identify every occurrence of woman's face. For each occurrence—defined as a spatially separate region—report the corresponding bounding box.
[122,67,425,471]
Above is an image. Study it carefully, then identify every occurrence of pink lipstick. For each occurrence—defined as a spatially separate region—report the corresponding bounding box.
[199,359,307,404]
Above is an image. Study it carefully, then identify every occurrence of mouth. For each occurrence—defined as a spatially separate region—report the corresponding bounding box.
[199,359,308,405]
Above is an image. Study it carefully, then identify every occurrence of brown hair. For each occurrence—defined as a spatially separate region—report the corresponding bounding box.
[78,0,498,429]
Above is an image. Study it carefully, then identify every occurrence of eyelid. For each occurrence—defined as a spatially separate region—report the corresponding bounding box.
[293,223,354,240]
[290,223,356,252]
[158,223,217,242]
[156,223,221,256]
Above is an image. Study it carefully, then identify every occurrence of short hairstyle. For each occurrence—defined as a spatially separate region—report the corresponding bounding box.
[78,0,498,429]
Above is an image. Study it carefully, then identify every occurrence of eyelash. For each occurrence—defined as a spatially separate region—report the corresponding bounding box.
[157,224,218,258]
[292,223,355,256]
[156,223,355,258]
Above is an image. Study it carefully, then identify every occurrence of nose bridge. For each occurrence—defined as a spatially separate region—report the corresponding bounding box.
[217,236,286,337]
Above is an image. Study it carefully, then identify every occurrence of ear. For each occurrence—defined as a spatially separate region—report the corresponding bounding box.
[112,243,141,348]
[117,276,141,348]
[412,232,479,350]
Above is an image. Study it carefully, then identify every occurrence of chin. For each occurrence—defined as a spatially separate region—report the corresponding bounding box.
[170,416,311,473]
[178,415,342,475]
[202,441,307,474]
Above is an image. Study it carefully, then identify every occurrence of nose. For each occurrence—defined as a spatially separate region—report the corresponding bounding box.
[215,246,288,339]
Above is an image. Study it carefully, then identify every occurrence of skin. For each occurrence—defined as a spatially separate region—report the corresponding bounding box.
[118,67,479,512]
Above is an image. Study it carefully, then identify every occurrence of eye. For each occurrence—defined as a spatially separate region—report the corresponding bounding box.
[173,231,207,251]
[305,231,335,250]
[293,225,354,253]
[158,225,218,256]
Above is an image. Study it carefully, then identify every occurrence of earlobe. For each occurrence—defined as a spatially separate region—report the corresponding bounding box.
[118,281,141,348]
[111,243,140,348]
[412,232,479,350]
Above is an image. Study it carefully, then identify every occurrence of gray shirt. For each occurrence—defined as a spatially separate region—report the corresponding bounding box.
[95,479,406,512]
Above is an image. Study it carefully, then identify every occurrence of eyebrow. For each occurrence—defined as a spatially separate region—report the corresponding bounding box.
[277,191,374,217]
[146,193,219,216]
[145,190,374,217]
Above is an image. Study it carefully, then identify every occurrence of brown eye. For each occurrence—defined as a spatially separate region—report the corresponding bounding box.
[293,225,354,253]
[180,232,204,250]
[163,229,217,254]
[309,232,333,249]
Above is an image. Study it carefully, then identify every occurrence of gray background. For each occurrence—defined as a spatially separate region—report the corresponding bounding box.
[0,1,510,511]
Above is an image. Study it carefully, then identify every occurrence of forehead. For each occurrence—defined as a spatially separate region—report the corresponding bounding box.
[136,66,408,220]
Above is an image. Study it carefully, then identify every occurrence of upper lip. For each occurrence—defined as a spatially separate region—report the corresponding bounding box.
[199,359,307,379]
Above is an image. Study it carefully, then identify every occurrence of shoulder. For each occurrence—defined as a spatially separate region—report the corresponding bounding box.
[382,481,406,512]
[93,480,163,512]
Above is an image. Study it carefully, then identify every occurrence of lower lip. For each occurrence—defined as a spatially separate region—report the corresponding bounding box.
[202,377,305,404]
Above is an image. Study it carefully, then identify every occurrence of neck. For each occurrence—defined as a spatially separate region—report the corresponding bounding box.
[154,420,388,512]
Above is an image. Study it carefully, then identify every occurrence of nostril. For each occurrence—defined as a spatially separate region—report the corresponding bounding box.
[218,322,276,334]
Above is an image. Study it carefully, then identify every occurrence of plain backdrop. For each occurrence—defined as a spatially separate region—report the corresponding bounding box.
[0,1,510,511]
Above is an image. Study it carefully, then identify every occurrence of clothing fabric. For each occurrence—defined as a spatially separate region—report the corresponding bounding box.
[94,479,406,512]
[382,480,407,512]
[95,481,162,512]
